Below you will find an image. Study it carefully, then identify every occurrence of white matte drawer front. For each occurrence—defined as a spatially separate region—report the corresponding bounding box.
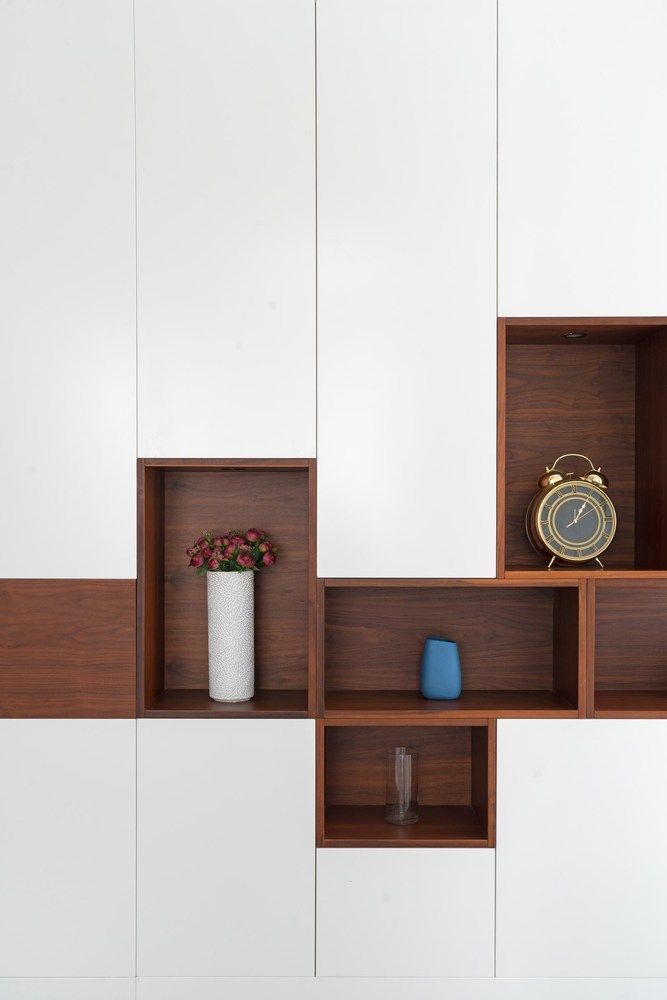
[496,719,667,977]
[316,848,495,977]
[0,720,136,977]
[137,719,315,977]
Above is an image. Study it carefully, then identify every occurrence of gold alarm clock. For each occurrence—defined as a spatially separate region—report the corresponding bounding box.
[525,454,617,568]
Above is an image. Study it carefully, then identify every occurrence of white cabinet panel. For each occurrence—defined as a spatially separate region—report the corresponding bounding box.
[316,848,494,977]
[496,720,667,977]
[499,0,667,316]
[137,719,315,976]
[0,982,135,1000]
[136,0,316,459]
[0,721,136,977]
[137,978,667,1000]
[317,0,496,578]
[0,0,136,578]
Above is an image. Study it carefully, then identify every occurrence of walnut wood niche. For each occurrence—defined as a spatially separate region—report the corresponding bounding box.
[318,719,495,848]
[498,318,667,575]
[138,459,316,718]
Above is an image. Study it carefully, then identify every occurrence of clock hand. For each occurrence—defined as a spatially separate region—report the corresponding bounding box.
[565,501,588,528]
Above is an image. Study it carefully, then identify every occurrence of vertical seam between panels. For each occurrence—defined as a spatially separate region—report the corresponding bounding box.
[494,0,499,977]
[314,0,319,977]
[131,0,139,982]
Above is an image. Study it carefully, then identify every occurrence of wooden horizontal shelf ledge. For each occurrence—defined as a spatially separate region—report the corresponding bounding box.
[144,688,309,718]
[323,805,488,848]
[324,689,578,720]
[505,568,667,581]
[594,691,667,718]
[324,577,577,588]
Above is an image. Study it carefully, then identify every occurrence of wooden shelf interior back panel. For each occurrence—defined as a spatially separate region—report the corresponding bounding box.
[0,580,136,718]
[139,460,313,716]
[323,583,582,717]
[500,318,667,573]
[322,722,493,847]
[593,580,667,716]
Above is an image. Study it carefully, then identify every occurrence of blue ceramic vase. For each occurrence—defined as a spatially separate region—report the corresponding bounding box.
[420,636,462,700]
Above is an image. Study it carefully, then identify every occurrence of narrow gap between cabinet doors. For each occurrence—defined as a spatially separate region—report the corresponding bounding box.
[314,0,319,463]
[132,0,139,464]
[131,0,139,977]
[314,0,319,970]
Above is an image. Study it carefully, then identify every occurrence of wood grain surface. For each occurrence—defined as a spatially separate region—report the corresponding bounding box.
[505,342,636,569]
[594,581,667,692]
[138,461,314,714]
[0,579,135,717]
[324,585,571,693]
[325,724,474,806]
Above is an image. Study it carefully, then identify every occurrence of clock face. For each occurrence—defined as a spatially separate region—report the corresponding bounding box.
[536,481,617,561]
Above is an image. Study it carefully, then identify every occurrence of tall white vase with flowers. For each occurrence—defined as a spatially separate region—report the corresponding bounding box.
[186,528,277,702]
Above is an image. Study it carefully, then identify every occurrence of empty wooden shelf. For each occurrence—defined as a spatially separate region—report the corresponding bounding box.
[138,459,316,717]
[590,580,667,717]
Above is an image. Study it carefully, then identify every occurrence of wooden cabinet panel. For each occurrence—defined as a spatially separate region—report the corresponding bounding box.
[496,719,667,976]
[137,719,315,976]
[317,0,496,578]
[0,580,136,718]
[316,848,495,976]
[499,0,667,315]
[0,0,136,578]
[135,0,316,458]
[0,720,136,977]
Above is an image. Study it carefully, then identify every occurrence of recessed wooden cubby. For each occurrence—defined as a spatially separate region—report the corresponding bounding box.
[320,580,584,719]
[138,459,315,718]
[498,318,667,576]
[318,719,495,847]
[591,580,667,717]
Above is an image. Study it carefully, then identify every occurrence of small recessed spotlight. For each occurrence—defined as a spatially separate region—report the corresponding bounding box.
[562,331,586,339]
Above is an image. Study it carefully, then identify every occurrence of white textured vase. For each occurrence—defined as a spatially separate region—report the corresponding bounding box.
[206,571,255,702]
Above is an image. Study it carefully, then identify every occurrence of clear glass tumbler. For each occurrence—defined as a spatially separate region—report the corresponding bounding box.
[385,746,419,825]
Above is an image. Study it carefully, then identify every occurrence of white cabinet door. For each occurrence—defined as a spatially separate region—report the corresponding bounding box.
[0,0,136,578]
[0,720,136,977]
[135,0,316,459]
[137,719,315,976]
[499,0,667,316]
[316,848,495,977]
[496,719,667,977]
[317,0,496,578]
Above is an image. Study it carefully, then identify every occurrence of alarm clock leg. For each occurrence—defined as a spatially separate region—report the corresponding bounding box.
[547,556,556,569]
[595,557,604,568]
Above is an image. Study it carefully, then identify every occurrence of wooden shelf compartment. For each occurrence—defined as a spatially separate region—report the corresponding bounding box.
[320,580,584,719]
[318,719,495,848]
[138,459,316,718]
[498,318,667,575]
[590,579,667,717]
